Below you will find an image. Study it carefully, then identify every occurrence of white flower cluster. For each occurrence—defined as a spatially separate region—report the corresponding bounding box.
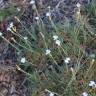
[89,80,96,88]
[82,80,96,96]
[53,35,61,46]
[7,22,14,31]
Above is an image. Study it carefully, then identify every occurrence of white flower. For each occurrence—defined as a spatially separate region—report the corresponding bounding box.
[64,57,70,64]
[89,81,96,87]
[0,32,3,36]
[7,22,14,31]
[49,93,54,96]
[7,27,11,31]
[24,37,28,40]
[9,22,14,28]
[82,92,88,96]
[17,8,21,11]
[46,12,51,17]
[45,49,51,55]
[30,0,35,4]
[21,57,26,63]
[48,6,51,9]
[35,16,39,20]
[55,40,61,46]
[53,35,58,40]
[76,3,81,8]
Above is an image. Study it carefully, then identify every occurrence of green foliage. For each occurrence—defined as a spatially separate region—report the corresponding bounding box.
[1,1,96,96]
[0,6,17,21]
[81,0,96,30]
[15,16,95,95]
